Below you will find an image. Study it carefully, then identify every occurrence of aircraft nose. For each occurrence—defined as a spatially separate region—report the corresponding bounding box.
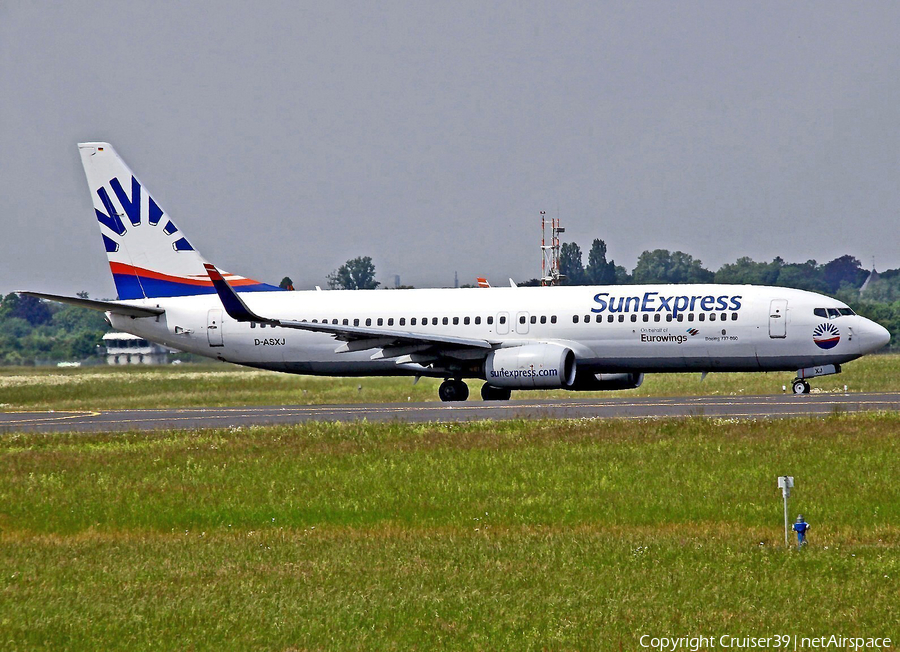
[858,318,891,353]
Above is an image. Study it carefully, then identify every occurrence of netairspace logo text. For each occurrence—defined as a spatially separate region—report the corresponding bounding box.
[639,634,893,651]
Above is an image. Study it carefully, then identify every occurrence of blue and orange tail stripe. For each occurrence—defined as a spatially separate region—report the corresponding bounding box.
[109,262,282,300]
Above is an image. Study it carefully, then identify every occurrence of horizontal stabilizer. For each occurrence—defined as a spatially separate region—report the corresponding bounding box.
[20,292,165,318]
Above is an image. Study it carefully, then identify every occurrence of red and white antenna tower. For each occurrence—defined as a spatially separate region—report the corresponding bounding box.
[540,211,565,286]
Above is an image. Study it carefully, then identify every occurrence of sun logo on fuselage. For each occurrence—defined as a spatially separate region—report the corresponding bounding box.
[813,322,840,349]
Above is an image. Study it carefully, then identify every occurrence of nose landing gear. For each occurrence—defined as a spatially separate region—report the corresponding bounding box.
[791,363,840,395]
[438,379,469,402]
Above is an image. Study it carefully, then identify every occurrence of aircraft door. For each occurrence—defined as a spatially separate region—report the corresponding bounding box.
[768,300,787,338]
[516,311,530,334]
[496,312,510,335]
[207,309,224,347]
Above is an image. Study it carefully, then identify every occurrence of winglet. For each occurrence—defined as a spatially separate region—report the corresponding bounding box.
[204,264,269,322]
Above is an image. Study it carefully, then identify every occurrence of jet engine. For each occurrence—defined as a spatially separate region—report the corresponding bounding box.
[484,345,576,388]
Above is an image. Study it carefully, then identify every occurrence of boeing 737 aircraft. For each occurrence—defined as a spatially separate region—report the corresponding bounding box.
[24,143,891,401]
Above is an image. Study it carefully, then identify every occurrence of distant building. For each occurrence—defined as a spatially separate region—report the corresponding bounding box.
[102,332,170,365]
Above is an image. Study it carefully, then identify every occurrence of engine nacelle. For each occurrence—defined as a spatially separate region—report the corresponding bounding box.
[484,345,576,388]
[568,371,644,391]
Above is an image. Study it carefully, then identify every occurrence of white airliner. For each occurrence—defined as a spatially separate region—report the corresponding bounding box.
[25,143,890,401]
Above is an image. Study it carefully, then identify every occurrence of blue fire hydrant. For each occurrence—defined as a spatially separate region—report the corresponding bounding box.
[792,514,809,547]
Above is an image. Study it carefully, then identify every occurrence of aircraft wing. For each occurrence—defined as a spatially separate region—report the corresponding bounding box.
[20,292,165,318]
[204,265,494,359]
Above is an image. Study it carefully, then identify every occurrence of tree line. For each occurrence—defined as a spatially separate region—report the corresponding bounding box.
[554,239,872,295]
[0,292,109,366]
[2,244,899,365]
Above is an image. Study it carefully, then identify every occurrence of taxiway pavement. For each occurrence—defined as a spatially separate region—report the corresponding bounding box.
[2,392,899,434]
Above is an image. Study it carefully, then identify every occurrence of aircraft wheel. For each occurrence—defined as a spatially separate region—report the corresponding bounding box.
[481,384,512,401]
[792,379,811,394]
[439,379,469,402]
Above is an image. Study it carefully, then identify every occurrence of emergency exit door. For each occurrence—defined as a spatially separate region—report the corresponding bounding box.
[207,309,224,347]
[769,300,787,338]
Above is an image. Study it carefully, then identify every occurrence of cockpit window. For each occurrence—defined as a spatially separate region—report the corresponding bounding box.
[839,308,855,316]
[827,308,841,319]
[814,308,827,318]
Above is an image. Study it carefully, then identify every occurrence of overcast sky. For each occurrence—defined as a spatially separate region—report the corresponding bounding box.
[2,1,899,297]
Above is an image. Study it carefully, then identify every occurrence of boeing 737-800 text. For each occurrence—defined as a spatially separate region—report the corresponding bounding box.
[23,143,891,401]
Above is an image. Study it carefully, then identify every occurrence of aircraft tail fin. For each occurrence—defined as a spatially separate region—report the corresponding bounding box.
[77,142,280,300]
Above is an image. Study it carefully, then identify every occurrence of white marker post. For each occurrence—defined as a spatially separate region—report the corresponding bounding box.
[778,476,794,547]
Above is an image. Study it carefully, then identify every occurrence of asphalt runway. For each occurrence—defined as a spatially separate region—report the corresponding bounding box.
[2,392,900,434]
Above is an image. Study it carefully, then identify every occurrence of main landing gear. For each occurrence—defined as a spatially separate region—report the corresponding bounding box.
[438,379,469,402]
[437,380,514,402]
[792,379,811,394]
[481,384,512,401]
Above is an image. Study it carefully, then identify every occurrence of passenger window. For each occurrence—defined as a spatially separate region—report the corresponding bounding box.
[520,315,526,324]
[388,318,394,326]
[643,314,649,322]
[432,317,438,325]
[814,308,827,318]
[400,318,406,326]
[550,315,557,324]
[573,315,580,324]
[676,314,684,322]
[332,319,338,325]
[377,318,383,326]
[709,313,716,322]
[540,316,546,324]
[595,315,602,323]
[631,314,637,322]
[618,315,625,322]
[698,314,705,322]
[498,316,505,325]
[453,317,459,325]
[530,316,536,324]
[666,314,673,322]
[353,319,360,326]
[731,313,738,321]
[251,322,256,328]
[487,316,494,325]
[442,317,448,325]
[464,317,470,325]
[654,314,661,322]
[476,316,482,325]
[687,313,694,322]
[365,318,371,326]
[607,315,614,323]
[411,318,416,325]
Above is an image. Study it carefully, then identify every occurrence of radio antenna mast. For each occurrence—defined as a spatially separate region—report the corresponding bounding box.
[540,211,565,286]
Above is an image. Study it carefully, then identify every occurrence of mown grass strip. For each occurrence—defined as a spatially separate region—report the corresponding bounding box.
[1,353,898,410]
[0,415,897,649]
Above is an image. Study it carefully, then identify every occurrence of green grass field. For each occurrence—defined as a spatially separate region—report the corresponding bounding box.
[1,352,898,410]
[1,416,898,650]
